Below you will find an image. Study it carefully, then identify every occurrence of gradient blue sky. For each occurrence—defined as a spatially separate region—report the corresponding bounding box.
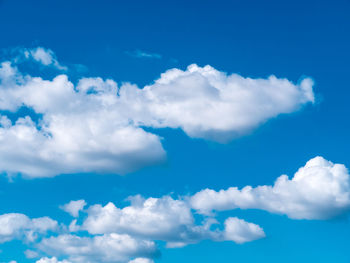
[1,0,350,262]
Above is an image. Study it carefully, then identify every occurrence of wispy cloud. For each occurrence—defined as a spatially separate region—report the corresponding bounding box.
[23,47,67,71]
[125,49,162,59]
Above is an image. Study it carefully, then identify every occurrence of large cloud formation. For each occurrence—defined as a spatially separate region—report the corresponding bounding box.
[0,47,314,178]
[34,197,264,263]
[123,64,314,141]
[191,156,350,219]
[1,157,349,262]
[0,200,265,263]
[0,61,166,178]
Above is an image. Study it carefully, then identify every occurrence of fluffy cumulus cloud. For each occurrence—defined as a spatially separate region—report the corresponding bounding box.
[81,195,264,247]
[0,48,314,178]
[28,197,264,262]
[123,64,314,142]
[37,234,158,263]
[0,208,264,263]
[0,213,58,243]
[82,196,193,238]
[0,62,166,178]
[191,156,350,219]
[2,157,350,262]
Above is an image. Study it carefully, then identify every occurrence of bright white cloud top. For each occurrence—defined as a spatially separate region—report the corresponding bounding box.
[0,48,314,178]
[191,156,350,219]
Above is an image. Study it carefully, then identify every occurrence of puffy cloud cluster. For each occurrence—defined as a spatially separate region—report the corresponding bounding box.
[28,196,264,262]
[0,211,161,263]
[36,257,71,263]
[82,196,194,238]
[39,197,264,263]
[2,157,350,262]
[0,213,57,243]
[0,47,331,261]
[0,198,266,262]
[0,62,166,178]
[123,64,314,142]
[37,234,158,263]
[36,257,154,263]
[79,196,264,247]
[191,156,350,219]
[0,48,314,178]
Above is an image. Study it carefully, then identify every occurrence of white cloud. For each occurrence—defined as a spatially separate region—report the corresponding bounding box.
[0,63,166,178]
[81,195,264,247]
[82,196,203,244]
[60,200,86,217]
[0,50,314,178]
[128,258,154,263]
[0,213,58,243]
[223,217,265,244]
[24,47,67,70]
[0,196,263,262]
[0,155,348,262]
[0,113,165,178]
[191,156,350,219]
[38,234,157,263]
[36,257,71,263]
[82,196,193,238]
[33,196,264,262]
[122,64,314,142]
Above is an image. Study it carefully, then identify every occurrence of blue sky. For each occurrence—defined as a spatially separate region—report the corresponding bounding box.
[0,0,350,262]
